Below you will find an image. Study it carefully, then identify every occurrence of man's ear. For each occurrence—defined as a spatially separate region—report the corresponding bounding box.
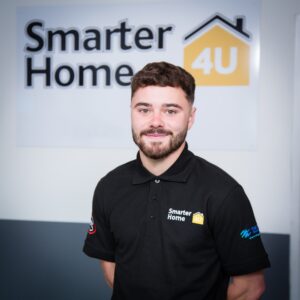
[188,106,196,130]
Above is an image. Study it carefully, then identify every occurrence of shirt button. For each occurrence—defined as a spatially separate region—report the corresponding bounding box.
[154,179,160,184]
[150,215,155,219]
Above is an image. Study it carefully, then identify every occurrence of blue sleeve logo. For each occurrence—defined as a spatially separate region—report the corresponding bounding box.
[240,225,260,240]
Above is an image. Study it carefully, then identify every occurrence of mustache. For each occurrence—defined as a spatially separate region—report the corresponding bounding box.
[140,128,173,136]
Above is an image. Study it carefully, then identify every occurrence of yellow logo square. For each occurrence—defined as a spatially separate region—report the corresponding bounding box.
[184,15,250,86]
[192,212,204,225]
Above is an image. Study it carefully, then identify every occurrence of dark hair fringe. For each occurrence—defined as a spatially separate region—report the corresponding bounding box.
[131,61,195,104]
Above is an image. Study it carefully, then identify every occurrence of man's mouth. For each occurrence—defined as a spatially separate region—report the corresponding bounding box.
[141,129,172,138]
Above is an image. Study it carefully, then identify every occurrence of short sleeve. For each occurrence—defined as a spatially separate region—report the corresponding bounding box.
[83,179,116,262]
[209,185,270,276]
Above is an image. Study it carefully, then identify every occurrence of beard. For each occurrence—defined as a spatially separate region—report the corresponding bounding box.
[132,127,188,159]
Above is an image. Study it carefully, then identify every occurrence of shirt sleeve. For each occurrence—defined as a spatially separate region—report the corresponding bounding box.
[209,185,270,276]
[83,178,116,262]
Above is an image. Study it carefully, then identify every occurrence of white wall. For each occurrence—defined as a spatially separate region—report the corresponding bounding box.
[291,13,300,300]
[2,0,296,229]
[0,0,299,296]
[0,0,299,227]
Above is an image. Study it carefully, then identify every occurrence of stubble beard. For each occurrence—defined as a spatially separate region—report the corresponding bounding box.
[132,127,188,160]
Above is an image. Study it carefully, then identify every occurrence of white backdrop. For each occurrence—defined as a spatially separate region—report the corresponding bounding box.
[0,0,299,241]
[291,13,300,300]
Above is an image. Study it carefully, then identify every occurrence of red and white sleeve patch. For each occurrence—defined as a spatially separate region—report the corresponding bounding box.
[88,217,96,235]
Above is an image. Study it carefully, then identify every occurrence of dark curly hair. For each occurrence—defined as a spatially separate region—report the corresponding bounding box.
[131,61,195,104]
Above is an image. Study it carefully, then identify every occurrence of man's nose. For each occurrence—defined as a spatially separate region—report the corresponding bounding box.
[150,111,164,127]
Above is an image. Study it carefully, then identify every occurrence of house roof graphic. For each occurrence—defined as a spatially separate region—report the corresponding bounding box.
[184,14,250,41]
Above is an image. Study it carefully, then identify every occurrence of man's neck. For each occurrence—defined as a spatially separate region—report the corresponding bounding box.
[139,142,186,176]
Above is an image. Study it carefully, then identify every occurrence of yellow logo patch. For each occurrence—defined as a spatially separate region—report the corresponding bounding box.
[184,14,251,86]
[192,212,204,225]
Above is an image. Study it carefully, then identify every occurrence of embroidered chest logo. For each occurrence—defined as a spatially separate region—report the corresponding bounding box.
[167,208,204,225]
[192,212,204,225]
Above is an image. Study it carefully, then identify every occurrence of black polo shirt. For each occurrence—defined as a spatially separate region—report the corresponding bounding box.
[83,145,270,300]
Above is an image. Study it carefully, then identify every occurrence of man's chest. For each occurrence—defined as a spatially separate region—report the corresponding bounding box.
[107,180,214,256]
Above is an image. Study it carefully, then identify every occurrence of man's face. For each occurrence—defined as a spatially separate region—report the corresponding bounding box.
[131,86,195,159]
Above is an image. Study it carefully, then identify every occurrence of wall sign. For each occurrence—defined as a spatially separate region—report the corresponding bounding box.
[17,0,260,149]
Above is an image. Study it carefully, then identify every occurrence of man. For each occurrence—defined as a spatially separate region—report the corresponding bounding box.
[83,62,270,300]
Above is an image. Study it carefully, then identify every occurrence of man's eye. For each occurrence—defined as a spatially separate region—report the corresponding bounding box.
[138,108,150,114]
[166,109,177,115]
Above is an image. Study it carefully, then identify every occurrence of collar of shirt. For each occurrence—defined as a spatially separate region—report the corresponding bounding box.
[132,143,195,185]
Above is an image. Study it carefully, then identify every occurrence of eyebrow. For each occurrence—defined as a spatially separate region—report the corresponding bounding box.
[133,102,151,108]
[133,102,183,109]
[163,103,183,109]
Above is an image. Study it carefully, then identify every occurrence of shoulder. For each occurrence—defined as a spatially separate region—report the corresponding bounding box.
[191,153,240,193]
[190,154,253,220]
[105,159,137,179]
[96,159,137,191]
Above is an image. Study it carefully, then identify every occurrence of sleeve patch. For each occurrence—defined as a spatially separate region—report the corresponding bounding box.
[88,217,96,235]
[240,225,260,240]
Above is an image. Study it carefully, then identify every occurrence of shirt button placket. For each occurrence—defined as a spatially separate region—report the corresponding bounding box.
[148,178,160,221]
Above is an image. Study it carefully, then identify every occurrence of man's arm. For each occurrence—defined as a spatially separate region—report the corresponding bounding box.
[227,271,266,300]
[100,260,116,288]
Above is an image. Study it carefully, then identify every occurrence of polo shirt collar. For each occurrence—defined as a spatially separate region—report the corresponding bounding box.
[132,143,195,184]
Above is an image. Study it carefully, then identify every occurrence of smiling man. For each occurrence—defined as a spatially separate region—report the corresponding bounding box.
[83,62,270,300]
